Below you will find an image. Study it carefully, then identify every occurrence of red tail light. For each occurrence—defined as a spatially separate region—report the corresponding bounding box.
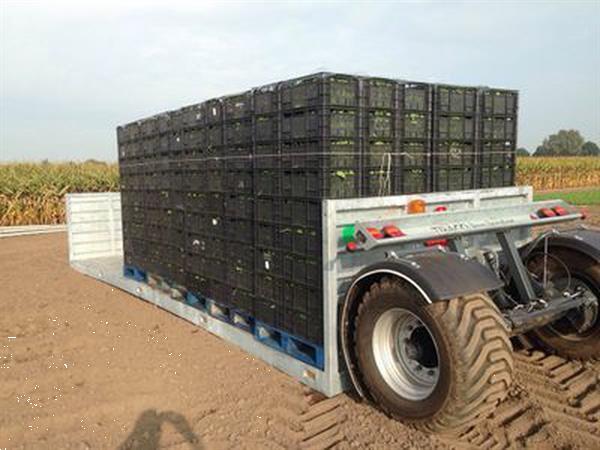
[346,242,358,252]
[425,239,448,247]
[382,225,405,238]
[553,206,568,216]
[538,208,556,218]
[367,227,384,239]
[434,206,448,212]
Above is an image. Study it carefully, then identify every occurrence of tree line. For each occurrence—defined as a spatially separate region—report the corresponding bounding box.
[517,130,599,157]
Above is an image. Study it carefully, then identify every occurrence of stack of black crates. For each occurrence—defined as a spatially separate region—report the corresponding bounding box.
[118,72,518,350]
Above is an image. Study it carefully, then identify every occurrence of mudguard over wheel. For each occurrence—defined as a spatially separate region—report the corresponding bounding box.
[526,248,600,360]
[354,277,514,432]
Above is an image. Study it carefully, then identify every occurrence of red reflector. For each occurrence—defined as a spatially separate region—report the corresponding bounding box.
[434,206,448,212]
[553,206,568,216]
[382,225,405,238]
[538,208,557,218]
[581,208,588,220]
[346,242,358,252]
[425,239,448,247]
[367,227,384,239]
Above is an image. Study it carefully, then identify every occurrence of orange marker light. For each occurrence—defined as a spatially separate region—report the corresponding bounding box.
[407,199,426,214]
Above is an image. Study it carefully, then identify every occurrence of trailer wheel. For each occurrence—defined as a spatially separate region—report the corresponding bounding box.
[526,250,600,360]
[354,277,513,432]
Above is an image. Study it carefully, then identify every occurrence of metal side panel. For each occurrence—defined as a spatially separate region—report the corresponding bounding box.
[66,193,123,262]
[67,192,345,397]
[71,256,341,396]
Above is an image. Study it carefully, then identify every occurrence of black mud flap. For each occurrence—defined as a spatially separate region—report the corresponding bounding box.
[352,252,503,303]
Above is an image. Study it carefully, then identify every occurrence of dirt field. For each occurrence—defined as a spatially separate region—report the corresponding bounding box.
[1,208,599,450]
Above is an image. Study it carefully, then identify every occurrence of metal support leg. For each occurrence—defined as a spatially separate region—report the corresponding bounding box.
[497,231,537,303]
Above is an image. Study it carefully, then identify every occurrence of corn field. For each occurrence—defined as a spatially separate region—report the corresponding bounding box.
[0,162,119,226]
[516,156,600,191]
[1,158,599,226]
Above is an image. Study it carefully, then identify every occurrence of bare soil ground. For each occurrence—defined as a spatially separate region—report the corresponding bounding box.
[1,208,599,450]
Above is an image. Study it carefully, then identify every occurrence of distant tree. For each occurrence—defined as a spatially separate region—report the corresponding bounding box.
[581,141,600,156]
[533,145,551,156]
[516,147,530,157]
[539,129,585,156]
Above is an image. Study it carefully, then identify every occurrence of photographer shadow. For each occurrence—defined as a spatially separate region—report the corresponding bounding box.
[118,409,203,450]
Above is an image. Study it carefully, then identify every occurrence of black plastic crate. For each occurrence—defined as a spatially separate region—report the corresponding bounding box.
[223,92,253,121]
[231,288,254,314]
[433,167,477,192]
[256,222,281,249]
[481,117,516,141]
[366,110,400,140]
[185,211,224,236]
[278,226,321,257]
[226,242,254,269]
[254,298,281,325]
[186,232,225,258]
[224,171,253,194]
[432,141,477,167]
[185,252,208,274]
[364,167,398,197]
[225,217,254,243]
[121,189,145,207]
[184,192,207,213]
[225,120,252,145]
[180,103,205,129]
[123,222,145,241]
[480,141,515,166]
[255,248,283,276]
[480,165,515,188]
[280,306,323,344]
[255,143,279,169]
[434,85,478,115]
[282,254,321,286]
[281,140,361,169]
[281,73,360,110]
[181,127,205,150]
[280,199,322,228]
[140,117,158,137]
[281,168,360,199]
[254,85,279,114]
[224,150,253,170]
[481,89,518,116]
[403,82,432,112]
[363,77,397,109]
[256,274,282,303]
[226,265,253,291]
[122,205,145,223]
[364,141,394,168]
[185,271,210,296]
[206,124,223,148]
[256,115,279,142]
[256,197,281,223]
[400,141,429,168]
[434,115,476,141]
[395,168,430,194]
[402,112,430,140]
[225,195,254,220]
[254,170,280,197]
[282,109,359,140]
[207,279,231,305]
[281,281,322,314]
[205,99,222,125]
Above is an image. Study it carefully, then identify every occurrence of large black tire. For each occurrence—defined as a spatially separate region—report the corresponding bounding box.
[526,248,600,360]
[354,277,514,432]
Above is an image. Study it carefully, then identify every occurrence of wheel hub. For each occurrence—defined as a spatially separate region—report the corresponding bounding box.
[373,308,440,401]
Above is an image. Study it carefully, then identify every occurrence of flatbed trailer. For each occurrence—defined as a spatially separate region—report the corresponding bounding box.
[67,186,600,432]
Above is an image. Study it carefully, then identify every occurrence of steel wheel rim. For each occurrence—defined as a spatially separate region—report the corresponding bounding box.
[372,308,440,401]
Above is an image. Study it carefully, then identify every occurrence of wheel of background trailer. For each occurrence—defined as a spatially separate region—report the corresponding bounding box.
[526,249,600,360]
[353,277,514,432]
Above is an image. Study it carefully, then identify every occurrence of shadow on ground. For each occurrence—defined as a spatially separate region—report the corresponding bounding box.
[118,409,202,449]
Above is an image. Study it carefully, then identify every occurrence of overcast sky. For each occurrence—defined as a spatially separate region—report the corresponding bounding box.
[1,0,599,162]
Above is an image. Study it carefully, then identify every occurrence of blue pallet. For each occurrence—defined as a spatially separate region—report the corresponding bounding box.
[255,321,324,370]
[124,265,147,282]
[185,292,207,310]
[230,309,255,334]
[122,264,324,370]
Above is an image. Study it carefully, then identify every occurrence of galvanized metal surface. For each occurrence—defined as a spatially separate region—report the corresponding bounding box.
[66,193,122,262]
[0,224,67,238]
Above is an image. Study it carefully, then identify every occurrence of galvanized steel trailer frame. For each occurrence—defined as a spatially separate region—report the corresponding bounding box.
[66,186,582,397]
